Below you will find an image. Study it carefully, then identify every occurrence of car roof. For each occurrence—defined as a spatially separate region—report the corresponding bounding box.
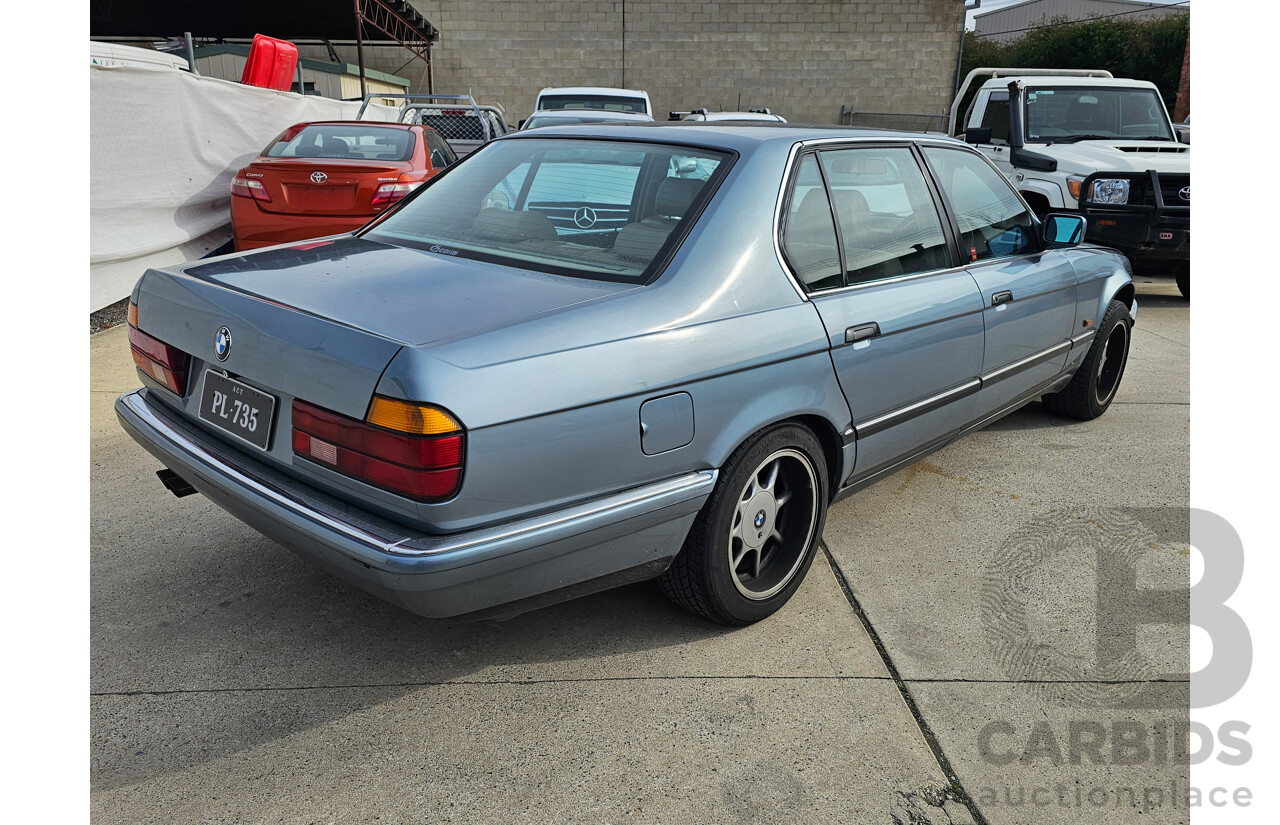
[527,109,654,120]
[982,75,1158,90]
[537,86,650,97]
[686,112,786,122]
[286,121,417,130]
[500,121,967,151]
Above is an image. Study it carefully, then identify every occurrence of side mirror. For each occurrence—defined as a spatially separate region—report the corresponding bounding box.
[1042,214,1086,248]
[964,126,992,145]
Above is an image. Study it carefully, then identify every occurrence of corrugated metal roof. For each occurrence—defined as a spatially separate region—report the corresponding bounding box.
[191,44,410,87]
[974,0,1188,41]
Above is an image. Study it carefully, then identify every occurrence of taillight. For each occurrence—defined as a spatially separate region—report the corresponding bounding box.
[291,397,464,501]
[127,302,190,395]
[371,180,421,206]
[231,176,272,202]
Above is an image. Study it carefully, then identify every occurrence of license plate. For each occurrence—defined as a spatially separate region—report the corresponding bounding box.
[198,371,276,451]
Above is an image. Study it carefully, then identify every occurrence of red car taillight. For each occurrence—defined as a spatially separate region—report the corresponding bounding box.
[291,397,464,502]
[231,176,272,202]
[371,179,422,206]
[127,302,190,395]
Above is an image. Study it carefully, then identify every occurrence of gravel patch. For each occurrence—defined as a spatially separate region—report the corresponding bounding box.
[91,298,131,336]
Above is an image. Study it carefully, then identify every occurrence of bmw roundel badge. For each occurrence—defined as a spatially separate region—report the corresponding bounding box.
[215,326,232,361]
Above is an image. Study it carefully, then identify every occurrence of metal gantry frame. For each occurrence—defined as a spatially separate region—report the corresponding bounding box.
[352,0,441,98]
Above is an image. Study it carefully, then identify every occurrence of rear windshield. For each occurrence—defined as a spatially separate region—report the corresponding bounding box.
[364,138,731,283]
[523,114,637,130]
[538,94,648,114]
[266,124,415,161]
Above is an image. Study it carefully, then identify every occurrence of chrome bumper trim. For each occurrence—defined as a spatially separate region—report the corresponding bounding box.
[117,389,716,560]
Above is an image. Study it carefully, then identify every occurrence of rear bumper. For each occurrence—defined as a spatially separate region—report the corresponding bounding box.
[115,388,714,618]
[230,199,376,251]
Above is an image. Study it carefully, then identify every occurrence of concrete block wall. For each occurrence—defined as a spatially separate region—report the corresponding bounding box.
[303,1,965,126]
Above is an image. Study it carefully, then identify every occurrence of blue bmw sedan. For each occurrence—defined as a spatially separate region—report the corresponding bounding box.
[117,123,1135,625]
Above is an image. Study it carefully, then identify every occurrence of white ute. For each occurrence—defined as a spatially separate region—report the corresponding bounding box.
[524,86,653,128]
[951,68,1190,296]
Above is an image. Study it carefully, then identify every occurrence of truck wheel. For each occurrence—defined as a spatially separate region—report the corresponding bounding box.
[1043,299,1131,420]
[659,424,827,625]
[1175,266,1189,298]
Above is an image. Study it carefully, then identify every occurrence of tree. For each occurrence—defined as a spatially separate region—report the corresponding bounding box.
[960,13,1190,112]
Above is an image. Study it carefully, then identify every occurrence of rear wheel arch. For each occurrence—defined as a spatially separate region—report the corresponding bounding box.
[786,414,844,502]
[713,414,844,501]
[660,420,831,624]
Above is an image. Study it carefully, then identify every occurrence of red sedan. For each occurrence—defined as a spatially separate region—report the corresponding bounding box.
[230,121,457,251]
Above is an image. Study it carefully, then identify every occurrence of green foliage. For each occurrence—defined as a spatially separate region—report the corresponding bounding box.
[960,13,1189,112]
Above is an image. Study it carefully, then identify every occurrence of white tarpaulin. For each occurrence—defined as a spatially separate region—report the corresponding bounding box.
[90,59,397,311]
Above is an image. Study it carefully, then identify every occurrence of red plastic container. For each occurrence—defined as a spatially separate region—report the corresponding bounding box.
[240,34,298,91]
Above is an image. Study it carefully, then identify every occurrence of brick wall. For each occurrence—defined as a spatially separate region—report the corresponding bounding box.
[303,1,965,126]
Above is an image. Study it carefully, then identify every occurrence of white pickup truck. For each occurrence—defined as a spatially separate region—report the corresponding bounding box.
[358,93,512,158]
[950,68,1190,296]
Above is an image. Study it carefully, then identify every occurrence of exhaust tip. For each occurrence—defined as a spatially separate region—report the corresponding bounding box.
[156,469,198,498]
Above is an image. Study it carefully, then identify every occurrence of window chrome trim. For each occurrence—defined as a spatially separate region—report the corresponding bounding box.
[772,135,975,300]
[772,140,814,301]
[773,138,1053,297]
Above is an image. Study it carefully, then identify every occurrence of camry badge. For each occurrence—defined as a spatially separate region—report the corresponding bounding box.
[573,206,598,229]
[214,326,232,361]
[1179,186,1190,201]
[311,171,328,184]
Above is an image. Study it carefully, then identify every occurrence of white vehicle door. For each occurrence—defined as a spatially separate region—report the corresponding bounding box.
[971,90,1015,177]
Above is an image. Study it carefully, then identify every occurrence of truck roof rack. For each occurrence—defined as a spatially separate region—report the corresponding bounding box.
[356,93,509,140]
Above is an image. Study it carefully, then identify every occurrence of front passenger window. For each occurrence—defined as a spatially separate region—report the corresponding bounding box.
[922,147,1035,263]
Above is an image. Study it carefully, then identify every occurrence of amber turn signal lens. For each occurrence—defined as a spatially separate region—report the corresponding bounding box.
[366,396,461,435]
[128,301,138,327]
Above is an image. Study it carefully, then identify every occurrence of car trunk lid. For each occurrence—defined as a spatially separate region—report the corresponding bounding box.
[139,236,637,417]
[246,157,413,216]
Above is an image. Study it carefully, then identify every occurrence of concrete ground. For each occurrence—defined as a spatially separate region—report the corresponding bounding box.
[90,276,1189,824]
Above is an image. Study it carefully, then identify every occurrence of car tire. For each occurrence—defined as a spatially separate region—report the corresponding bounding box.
[1175,267,1189,299]
[1042,299,1132,420]
[659,424,828,625]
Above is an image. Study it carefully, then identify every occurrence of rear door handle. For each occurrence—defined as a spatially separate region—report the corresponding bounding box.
[992,290,1014,306]
[845,322,881,344]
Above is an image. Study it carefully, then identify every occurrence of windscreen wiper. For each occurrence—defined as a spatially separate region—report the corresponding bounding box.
[1057,134,1114,143]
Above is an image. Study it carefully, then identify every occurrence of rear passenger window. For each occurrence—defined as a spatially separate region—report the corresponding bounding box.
[423,130,457,167]
[818,147,951,284]
[980,92,1011,144]
[780,154,843,292]
[922,147,1036,262]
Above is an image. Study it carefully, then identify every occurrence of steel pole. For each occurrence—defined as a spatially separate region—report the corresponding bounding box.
[354,0,368,100]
